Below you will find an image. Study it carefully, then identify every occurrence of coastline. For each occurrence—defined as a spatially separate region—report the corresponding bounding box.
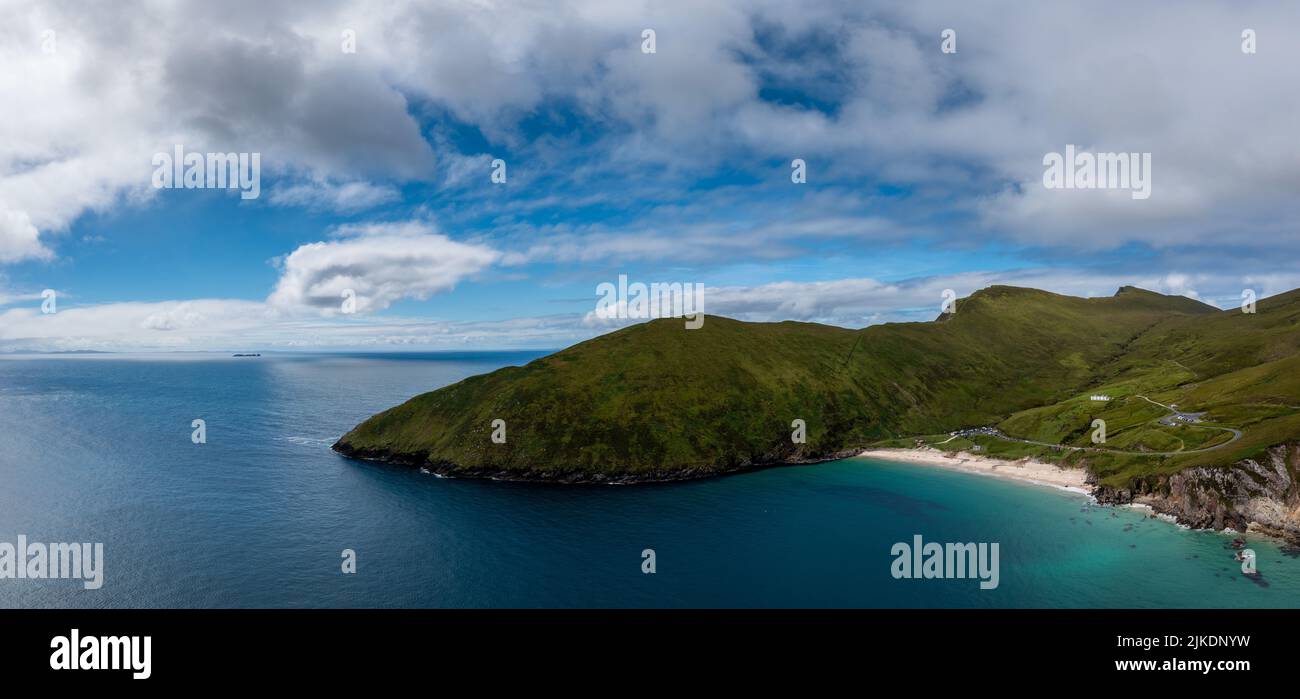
[857,447,1091,495]
[859,447,1300,546]
[332,441,866,485]
[337,440,1298,544]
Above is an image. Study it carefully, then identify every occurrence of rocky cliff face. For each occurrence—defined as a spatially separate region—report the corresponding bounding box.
[1094,444,1300,543]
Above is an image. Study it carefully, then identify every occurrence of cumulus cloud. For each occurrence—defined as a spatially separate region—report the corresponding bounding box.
[1,218,508,350]
[6,0,1300,370]
[864,2,1300,248]
[0,208,48,262]
[1,214,507,350]
[265,221,500,314]
[0,0,432,263]
[6,0,1300,265]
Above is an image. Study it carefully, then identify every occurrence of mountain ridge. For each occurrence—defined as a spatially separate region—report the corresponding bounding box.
[334,284,1286,481]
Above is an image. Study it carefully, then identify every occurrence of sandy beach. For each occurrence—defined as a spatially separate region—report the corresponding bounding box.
[858,448,1091,494]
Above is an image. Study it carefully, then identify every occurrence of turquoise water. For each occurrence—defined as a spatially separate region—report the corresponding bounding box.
[0,353,1296,608]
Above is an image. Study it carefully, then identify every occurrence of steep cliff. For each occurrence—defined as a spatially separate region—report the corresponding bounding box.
[1095,443,1300,542]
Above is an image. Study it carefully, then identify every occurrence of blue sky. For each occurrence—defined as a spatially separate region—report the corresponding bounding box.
[3,1,1299,351]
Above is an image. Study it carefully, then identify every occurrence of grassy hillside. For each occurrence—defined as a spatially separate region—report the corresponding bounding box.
[333,284,1300,483]
[336,317,876,479]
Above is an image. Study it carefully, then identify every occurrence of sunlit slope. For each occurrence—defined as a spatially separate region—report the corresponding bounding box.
[336,317,872,478]
[982,288,1300,483]
[850,285,1217,433]
[1113,287,1300,380]
[336,285,1233,481]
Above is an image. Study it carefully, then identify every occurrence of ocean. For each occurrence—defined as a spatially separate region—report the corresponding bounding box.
[1,352,1296,608]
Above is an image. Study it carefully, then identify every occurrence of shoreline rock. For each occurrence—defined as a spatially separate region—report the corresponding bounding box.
[1093,443,1300,544]
[331,441,865,485]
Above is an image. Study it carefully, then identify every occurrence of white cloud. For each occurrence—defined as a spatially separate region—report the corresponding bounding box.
[265,221,500,314]
[1,217,506,350]
[4,0,1300,272]
[267,180,400,213]
[0,299,272,351]
[0,1,432,263]
[7,266,1300,353]
[0,207,48,262]
[0,298,591,353]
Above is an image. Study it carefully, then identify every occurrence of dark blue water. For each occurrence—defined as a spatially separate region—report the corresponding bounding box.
[1,353,1297,608]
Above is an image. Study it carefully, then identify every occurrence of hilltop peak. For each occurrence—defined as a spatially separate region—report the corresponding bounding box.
[957,285,1054,306]
[1110,286,1218,314]
[1115,285,1158,296]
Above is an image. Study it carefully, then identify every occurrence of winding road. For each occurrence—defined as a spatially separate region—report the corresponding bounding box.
[957,395,1242,457]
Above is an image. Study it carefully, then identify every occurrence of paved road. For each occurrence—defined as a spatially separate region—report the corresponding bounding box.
[963,395,1242,457]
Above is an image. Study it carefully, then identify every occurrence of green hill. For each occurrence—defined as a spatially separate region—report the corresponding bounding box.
[332,284,1300,485]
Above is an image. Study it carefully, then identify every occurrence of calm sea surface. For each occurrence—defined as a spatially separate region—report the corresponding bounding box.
[1,352,1296,608]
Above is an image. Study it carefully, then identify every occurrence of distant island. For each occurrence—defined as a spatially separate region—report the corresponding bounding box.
[232,353,261,357]
[333,285,1300,542]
